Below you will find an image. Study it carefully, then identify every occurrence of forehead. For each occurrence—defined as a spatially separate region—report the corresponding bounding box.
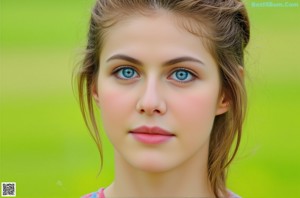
[100,10,216,66]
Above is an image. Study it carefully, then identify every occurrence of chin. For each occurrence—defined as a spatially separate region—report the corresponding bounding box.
[131,154,177,173]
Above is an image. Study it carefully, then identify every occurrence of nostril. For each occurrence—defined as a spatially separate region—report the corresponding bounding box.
[139,108,161,115]
[154,109,160,113]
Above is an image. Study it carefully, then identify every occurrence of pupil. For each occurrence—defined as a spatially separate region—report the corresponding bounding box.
[123,68,133,78]
[176,71,187,80]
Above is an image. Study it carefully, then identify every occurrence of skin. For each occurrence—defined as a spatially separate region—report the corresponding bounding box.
[93,10,228,197]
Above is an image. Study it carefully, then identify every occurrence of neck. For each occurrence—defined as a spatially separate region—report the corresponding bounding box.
[105,147,214,197]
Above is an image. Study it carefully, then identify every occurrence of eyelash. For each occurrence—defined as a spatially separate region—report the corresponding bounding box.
[112,66,197,83]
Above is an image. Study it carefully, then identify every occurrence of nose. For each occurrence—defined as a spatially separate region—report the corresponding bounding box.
[136,77,167,116]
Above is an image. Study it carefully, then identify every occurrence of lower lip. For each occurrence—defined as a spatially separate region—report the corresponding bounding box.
[130,133,174,144]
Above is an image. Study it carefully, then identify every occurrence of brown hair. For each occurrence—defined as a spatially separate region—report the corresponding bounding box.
[75,0,250,197]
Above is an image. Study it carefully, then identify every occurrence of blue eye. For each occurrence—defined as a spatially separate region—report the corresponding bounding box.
[170,69,195,83]
[114,67,139,80]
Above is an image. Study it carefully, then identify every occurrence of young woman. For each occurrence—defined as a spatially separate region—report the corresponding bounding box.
[77,0,250,197]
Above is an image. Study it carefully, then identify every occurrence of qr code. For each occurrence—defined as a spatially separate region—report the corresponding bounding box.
[1,182,16,197]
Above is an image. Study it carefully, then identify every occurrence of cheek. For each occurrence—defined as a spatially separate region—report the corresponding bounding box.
[169,89,218,134]
[97,83,136,128]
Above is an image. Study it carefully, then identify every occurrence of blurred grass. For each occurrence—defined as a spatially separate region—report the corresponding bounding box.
[1,0,300,197]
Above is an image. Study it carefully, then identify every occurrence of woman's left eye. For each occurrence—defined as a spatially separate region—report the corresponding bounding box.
[169,69,195,83]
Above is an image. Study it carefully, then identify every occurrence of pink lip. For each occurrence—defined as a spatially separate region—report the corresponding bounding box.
[129,126,175,144]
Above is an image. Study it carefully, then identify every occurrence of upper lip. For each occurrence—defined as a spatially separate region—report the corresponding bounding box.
[130,126,175,136]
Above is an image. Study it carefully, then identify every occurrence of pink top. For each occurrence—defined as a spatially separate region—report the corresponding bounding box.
[82,188,240,198]
[81,188,105,198]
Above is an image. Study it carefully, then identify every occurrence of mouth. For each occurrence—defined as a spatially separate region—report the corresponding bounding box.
[129,126,175,144]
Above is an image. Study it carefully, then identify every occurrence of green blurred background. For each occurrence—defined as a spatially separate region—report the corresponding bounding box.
[0,0,299,197]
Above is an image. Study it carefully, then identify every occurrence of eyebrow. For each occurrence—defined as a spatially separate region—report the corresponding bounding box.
[106,54,205,66]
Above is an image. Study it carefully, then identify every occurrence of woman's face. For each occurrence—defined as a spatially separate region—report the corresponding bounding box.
[93,11,228,172]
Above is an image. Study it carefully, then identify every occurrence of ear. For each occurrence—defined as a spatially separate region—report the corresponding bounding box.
[215,92,229,116]
[215,66,244,115]
[91,81,101,107]
[238,65,244,78]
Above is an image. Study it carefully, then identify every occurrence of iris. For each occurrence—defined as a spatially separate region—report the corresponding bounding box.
[171,69,194,82]
[115,67,138,79]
